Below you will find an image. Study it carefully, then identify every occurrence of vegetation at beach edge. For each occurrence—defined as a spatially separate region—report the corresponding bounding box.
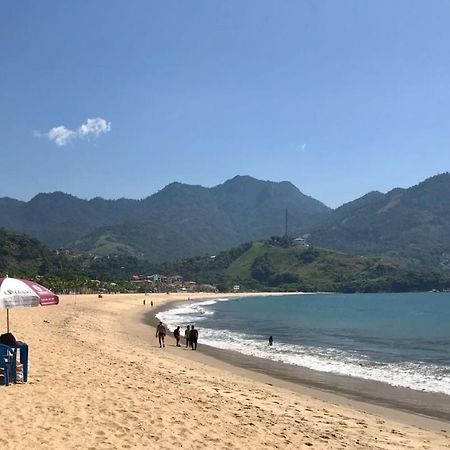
[3,227,447,294]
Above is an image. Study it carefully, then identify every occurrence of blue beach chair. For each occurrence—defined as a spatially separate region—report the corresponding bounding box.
[0,344,14,386]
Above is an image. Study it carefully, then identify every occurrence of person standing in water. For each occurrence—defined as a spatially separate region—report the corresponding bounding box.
[173,326,181,347]
[156,321,166,348]
[268,336,273,346]
[185,325,191,348]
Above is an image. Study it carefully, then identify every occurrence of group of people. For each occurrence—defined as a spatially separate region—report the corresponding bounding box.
[143,299,154,307]
[184,325,198,350]
[156,322,272,349]
[155,322,198,350]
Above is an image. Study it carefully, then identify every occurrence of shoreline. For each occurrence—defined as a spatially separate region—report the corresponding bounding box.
[148,294,450,430]
[3,292,450,449]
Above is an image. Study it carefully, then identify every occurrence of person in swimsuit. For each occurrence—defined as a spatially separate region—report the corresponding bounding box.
[156,321,166,348]
[268,336,273,346]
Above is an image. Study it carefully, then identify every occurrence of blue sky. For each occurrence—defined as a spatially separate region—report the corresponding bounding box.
[1,1,450,208]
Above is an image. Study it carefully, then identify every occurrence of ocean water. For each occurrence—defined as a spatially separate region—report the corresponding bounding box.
[156,293,450,395]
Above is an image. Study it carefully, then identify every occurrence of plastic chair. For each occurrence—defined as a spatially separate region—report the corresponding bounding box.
[0,344,14,386]
[9,342,28,382]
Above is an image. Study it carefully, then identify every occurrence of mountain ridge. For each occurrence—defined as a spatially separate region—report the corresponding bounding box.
[2,172,450,268]
[307,172,450,269]
[0,175,330,260]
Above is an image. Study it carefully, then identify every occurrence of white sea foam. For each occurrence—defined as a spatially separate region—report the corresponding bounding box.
[156,299,450,395]
[156,298,232,327]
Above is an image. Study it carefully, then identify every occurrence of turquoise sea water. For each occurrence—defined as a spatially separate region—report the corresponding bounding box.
[157,292,450,395]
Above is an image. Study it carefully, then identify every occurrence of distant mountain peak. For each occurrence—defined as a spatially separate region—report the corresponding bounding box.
[29,191,85,205]
[226,174,258,183]
[164,181,184,188]
[223,175,294,187]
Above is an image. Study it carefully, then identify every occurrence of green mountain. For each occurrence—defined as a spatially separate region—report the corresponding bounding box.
[0,227,70,277]
[0,176,330,261]
[3,172,450,270]
[0,228,142,293]
[73,220,212,263]
[1,227,446,293]
[0,192,141,248]
[306,173,450,270]
[152,237,448,293]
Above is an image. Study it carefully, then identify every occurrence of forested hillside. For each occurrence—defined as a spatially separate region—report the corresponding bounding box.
[0,227,71,277]
[307,173,450,270]
[0,176,330,260]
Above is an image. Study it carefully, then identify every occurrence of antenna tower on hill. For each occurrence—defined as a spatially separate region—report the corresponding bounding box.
[285,207,288,237]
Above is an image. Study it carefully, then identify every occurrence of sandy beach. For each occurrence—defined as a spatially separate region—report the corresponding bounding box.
[1,293,449,449]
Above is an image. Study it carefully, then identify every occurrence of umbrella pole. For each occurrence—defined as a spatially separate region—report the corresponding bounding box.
[7,308,10,333]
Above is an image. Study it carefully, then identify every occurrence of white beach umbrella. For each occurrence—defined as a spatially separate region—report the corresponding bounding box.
[0,277,59,332]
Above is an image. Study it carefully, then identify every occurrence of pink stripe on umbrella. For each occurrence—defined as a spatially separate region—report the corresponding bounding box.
[20,280,59,306]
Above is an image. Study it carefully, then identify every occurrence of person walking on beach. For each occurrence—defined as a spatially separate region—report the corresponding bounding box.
[185,325,191,348]
[190,325,198,350]
[173,326,181,347]
[151,300,153,307]
[268,336,273,346]
[156,321,166,348]
[143,299,146,306]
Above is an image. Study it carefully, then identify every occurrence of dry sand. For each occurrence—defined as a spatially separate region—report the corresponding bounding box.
[0,292,449,449]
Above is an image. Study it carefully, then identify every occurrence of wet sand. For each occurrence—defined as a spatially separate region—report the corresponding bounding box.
[151,297,450,426]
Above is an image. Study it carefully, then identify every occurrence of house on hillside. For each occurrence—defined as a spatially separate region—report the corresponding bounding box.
[150,274,164,283]
[167,275,183,285]
[199,284,218,293]
[131,274,151,286]
[292,237,309,247]
[184,281,197,291]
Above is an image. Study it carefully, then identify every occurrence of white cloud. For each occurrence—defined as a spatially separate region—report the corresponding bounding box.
[37,117,111,147]
[78,118,111,138]
[47,126,77,147]
[300,143,307,152]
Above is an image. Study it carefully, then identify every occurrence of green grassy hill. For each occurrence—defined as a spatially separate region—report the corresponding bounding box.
[72,220,206,262]
[155,237,449,293]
